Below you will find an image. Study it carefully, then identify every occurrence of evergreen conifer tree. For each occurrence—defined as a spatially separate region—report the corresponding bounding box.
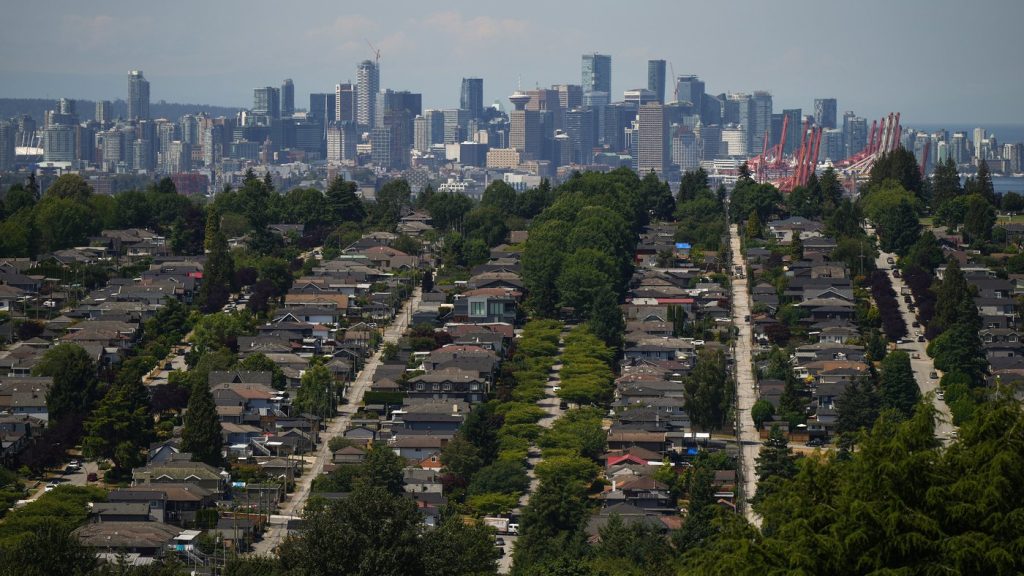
[182,380,223,466]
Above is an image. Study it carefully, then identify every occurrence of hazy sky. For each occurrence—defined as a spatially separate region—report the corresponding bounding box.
[2,0,1022,125]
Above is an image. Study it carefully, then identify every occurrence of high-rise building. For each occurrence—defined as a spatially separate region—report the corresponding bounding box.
[625,89,657,108]
[443,109,470,144]
[721,125,748,157]
[554,84,583,110]
[671,125,699,171]
[357,60,380,129]
[0,121,14,170]
[582,90,610,144]
[1004,143,1022,173]
[781,109,801,155]
[750,91,773,155]
[335,83,355,123]
[637,103,669,177]
[43,125,77,162]
[675,75,705,107]
[281,79,294,117]
[564,108,595,165]
[95,100,112,126]
[814,98,837,129]
[413,115,430,153]
[58,98,76,116]
[327,121,358,163]
[843,113,867,158]
[821,128,844,162]
[582,53,612,96]
[973,127,986,161]
[128,70,150,121]
[253,86,281,119]
[697,123,722,161]
[701,94,722,126]
[422,109,445,146]
[647,60,666,103]
[202,123,224,168]
[950,132,968,164]
[601,103,632,152]
[509,91,540,161]
[460,78,484,120]
[370,124,401,169]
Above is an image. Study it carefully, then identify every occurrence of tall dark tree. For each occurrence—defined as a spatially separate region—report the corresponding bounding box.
[825,198,864,239]
[754,425,798,502]
[81,378,152,474]
[356,442,406,495]
[198,207,234,313]
[43,174,93,202]
[930,156,963,212]
[683,348,733,430]
[931,259,975,333]
[371,178,412,229]
[868,147,925,201]
[26,172,39,199]
[904,231,945,273]
[639,170,675,220]
[875,198,921,255]
[965,159,997,207]
[278,486,424,576]
[325,176,367,224]
[512,475,590,574]
[181,380,223,467]
[33,344,99,425]
[962,194,996,243]
[586,285,625,349]
[836,375,883,435]
[879,351,919,418]
[422,514,501,576]
[678,167,710,203]
[480,180,518,216]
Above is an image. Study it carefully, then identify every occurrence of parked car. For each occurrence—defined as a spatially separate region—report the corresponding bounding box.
[87,472,98,482]
[929,371,938,379]
[886,257,894,264]
[912,321,920,328]
[917,336,925,342]
[806,438,824,447]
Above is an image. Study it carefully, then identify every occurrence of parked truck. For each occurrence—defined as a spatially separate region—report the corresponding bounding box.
[483,516,519,534]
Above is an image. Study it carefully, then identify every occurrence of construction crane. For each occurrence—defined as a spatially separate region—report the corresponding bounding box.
[365,39,381,65]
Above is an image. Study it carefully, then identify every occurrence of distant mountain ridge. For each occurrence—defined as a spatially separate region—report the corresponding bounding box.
[0,98,242,124]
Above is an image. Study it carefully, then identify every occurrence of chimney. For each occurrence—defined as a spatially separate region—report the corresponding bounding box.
[612,479,617,492]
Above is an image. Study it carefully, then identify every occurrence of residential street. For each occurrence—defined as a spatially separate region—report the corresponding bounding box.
[872,249,957,440]
[500,336,566,574]
[728,224,763,529]
[252,287,423,555]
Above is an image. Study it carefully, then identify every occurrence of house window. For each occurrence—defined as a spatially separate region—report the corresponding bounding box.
[488,302,504,316]
[442,382,451,391]
[432,383,440,391]
[469,300,486,317]
[416,383,425,391]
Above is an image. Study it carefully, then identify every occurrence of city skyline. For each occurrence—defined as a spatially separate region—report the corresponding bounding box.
[0,0,1022,124]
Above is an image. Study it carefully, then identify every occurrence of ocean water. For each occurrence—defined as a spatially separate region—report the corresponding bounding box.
[991,176,1024,195]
